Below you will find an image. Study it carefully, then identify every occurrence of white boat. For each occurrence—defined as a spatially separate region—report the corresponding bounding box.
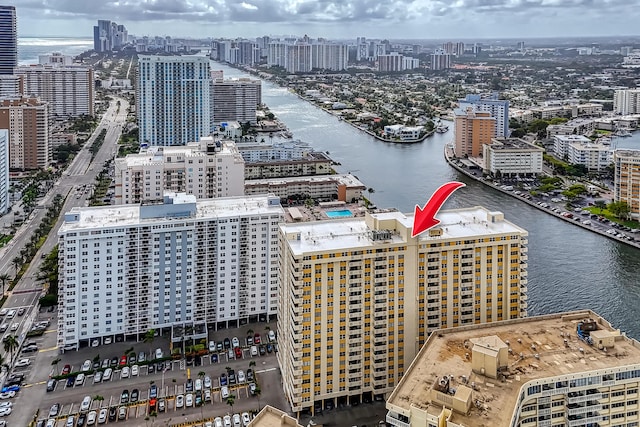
[614,129,632,137]
[435,124,449,133]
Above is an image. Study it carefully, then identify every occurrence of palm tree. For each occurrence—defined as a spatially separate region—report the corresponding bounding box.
[11,257,21,274]
[367,187,375,204]
[226,394,236,414]
[51,358,61,375]
[3,335,18,364]
[143,329,155,358]
[0,274,11,296]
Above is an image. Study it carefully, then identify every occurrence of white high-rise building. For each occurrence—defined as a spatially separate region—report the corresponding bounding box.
[0,130,8,214]
[211,78,261,125]
[38,52,74,66]
[57,193,284,349]
[613,89,640,115]
[311,42,349,71]
[114,137,245,205]
[286,43,312,73]
[137,55,211,146]
[14,64,95,118]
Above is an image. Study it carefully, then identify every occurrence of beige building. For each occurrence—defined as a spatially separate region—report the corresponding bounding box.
[386,310,640,427]
[248,405,303,427]
[114,137,245,204]
[614,149,640,218]
[0,97,49,170]
[244,154,333,180]
[245,174,366,203]
[454,108,495,157]
[14,64,94,118]
[278,206,528,414]
[483,138,544,178]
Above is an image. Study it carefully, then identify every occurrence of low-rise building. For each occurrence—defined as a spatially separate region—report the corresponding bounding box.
[244,174,365,203]
[553,134,592,159]
[383,125,424,141]
[386,310,640,427]
[567,141,612,172]
[482,137,544,177]
[614,149,640,218]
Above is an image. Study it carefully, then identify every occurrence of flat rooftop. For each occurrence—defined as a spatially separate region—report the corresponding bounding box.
[248,405,302,427]
[60,194,283,232]
[490,138,543,151]
[281,206,527,256]
[245,173,366,188]
[388,310,640,427]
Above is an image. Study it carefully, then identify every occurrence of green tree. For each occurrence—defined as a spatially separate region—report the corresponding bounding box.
[608,201,631,219]
[594,200,607,213]
[11,257,22,274]
[3,335,18,364]
[143,329,156,358]
[0,273,11,296]
[226,394,236,413]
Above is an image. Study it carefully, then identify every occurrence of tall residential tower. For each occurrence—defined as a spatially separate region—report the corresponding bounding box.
[0,6,17,75]
[137,55,211,146]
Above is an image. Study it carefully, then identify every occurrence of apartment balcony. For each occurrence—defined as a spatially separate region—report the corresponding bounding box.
[520,284,528,292]
[374,303,388,311]
[567,404,602,416]
[520,301,528,310]
[520,294,528,301]
[521,254,528,261]
[373,360,387,370]
[348,353,361,362]
[373,319,387,328]
[568,393,602,404]
[567,415,602,427]
[386,414,410,427]
[349,303,363,311]
[347,371,362,380]
[373,335,387,344]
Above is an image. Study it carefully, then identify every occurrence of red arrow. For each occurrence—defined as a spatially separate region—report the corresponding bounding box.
[412,181,466,238]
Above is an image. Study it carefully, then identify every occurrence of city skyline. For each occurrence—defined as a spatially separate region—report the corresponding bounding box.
[3,0,640,40]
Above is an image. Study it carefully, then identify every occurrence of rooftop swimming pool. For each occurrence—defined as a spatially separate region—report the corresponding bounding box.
[325,209,353,218]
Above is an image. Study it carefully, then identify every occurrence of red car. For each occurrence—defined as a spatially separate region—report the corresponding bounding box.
[253,333,261,344]
[61,364,71,375]
[234,347,242,359]
[119,355,128,366]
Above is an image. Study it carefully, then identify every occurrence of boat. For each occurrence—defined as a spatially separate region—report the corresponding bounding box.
[435,124,449,133]
[614,129,632,137]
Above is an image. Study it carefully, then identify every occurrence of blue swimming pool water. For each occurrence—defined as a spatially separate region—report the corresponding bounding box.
[326,209,353,218]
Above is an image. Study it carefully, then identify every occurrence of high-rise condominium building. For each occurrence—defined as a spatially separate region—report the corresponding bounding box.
[430,48,451,71]
[377,53,405,72]
[0,74,22,98]
[57,193,284,349]
[113,137,245,205]
[459,94,510,138]
[137,55,211,146]
[386,310,640,427]
[454,107,496,157]
[0,129,8,214]
[15,64,95,118]
[38,52,74,66]
[211,78,261,125]
[93,20,127,52]
[286,43,312,73]
[613,89,640,115]
[0,6,16,75]
[614,149,640,219]
[311,42,349,71]
[0,97,49,170]
[278,207,528,413]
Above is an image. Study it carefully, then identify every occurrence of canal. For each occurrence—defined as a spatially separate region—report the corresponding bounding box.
[216,63,640,338]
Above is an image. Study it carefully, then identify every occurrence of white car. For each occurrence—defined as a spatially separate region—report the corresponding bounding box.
[237,370,245,383]
[66,416,75,427]
[175,394,184,408]
[9,323,18,332]
[204,389,212,402]
[223,415,232,427]
[0,392,15,400]
[0,403,11,409]
[81,359,92,372]
[0,407,11,417]
[185,393,193,407]
[93,371,102,383]
[131,364,139,376]
[204,376,212,389]
[214,417,224,427]
[268,330,276,342]
[195,379,202,391]
[98,408,107,424]
[14,358,30,367]
[241,412,251,427]
[209,341,216,352]
[80,395,92,411]
[121,366,129,378]
[232,413,241,427]
[103,368,112,381]
[221,386,229,399]
[87,410,97,425]
[232,337,240,348]
[46,419,56,427]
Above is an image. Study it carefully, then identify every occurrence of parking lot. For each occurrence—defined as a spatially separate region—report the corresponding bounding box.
[4,320,286,426]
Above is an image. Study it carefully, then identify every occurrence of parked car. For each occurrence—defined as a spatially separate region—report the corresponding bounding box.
[108,407,117,422]
[86,410,97,426]
[157,398,166,412]
[232,337,240,348]
[65,416,75,427]
[120,389,129,404]
[237,370,245,383]
[220,373,227,386]
[15,358,30,367]
[93,371,102,383]
[186,378,194,392]
[268,330,276,342]
[249,383,256,395]
[137,351,146,363]
[61,364,71,375]
[228,369,236,384]
[130,389,139,403]
[150,384,158,399]
[46,379,57,392]
[121,366,130,379]
[195,379,202,391]
[254,333,261,344]
[223,338,231,349]
[234,347,243,359]
[131,365,139,376]
[221,386,229,399]
[80,395,91,411]
[185,393,193,407]
[247,369,254,382]
[77,413,87,426]
[81,359,92,372]
[98,408,107,424]
[49,403,60,417]
[75,373,86,386]
[128,354,136,365]
[103,368,112,381]
[176,394,184,408]
[241,412,251,427]
[66,376,76,388]
[209,341,216,352]
[259,346,266,356]
[119,355,127,366]
[118,406,126,421]
[204,376,212,389]
[0,392,14,400]
[250,346,258,357]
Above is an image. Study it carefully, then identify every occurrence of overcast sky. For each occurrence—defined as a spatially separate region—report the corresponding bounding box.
[5,0,640,40]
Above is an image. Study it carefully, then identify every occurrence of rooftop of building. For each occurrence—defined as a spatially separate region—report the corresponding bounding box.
[117,138,242,167]
[614,148,640,158]
[137,54,209,62]
[568,141,611,150]
[245,173,366,188]
[553,134,591,141]
[59,193,283,232]
[453,108,495,118]
[489,138,543,151]
[281,206,527,256]
[387,310,640,427]
[247,405,302,427]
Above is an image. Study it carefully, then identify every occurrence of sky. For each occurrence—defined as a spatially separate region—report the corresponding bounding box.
[5,0,640,40]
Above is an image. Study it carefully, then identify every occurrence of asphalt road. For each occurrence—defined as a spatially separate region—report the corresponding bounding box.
[0,97,129,426]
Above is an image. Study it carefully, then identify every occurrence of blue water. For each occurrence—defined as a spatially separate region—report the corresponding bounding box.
[18,37,93,64]
[326,209,354,218]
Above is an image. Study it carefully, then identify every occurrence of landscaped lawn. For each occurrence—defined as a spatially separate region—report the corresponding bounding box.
[585,206,640,228]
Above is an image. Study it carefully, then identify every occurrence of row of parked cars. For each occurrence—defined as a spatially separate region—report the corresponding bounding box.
[208,412,252,427]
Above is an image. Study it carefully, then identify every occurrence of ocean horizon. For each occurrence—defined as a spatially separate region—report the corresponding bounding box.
[18,36,93,64]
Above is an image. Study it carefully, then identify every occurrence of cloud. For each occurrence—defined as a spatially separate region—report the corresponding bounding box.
[4,0,640,37]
